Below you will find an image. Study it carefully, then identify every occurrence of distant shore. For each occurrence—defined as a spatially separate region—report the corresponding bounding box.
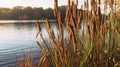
[0,20,57,23]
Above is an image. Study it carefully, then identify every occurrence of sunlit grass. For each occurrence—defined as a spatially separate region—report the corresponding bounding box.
[16,0,120,67]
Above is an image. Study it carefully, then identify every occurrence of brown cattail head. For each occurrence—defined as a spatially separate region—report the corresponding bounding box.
[51,29,56,40]
[76,9,83,31]
[36,20,41,32]
[68,0,70,6]
[54,0,58,17]
[36,20,41,38]
[98,0,100,5]
[46,18,51,29]
[59,24,64,44]
[57,11,62,25]
[72,2,77,20]
[109,0,114,9]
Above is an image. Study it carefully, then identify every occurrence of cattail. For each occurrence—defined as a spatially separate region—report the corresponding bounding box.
[46,18,51,29]
[54,0,58,17]
[69,24,77,44]
[68,0,70,8]
[51,29,56,40]
[36,20,41,38]
[69,24,77,51]
[70,15,76,28]
[57,11,62,26]
[73,2,77,20]
[36,20,41,32]
[76,10,82,31]
[109,0,114,9]
[87,24,90,35]
[76,0,78,5]
[65,6,70,24]
[98,0,100,5]
[37,41,45,53]
[59,24,64,42]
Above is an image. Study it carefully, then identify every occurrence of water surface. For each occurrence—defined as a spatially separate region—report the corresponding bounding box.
[0,20,57,67]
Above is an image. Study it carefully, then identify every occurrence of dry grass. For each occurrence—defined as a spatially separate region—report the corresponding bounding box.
[15,48,34,67]
[17,0,120,67]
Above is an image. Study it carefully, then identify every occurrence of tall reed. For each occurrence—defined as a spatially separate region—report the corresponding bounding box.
[17,0,120,67]
[35,0,120,67]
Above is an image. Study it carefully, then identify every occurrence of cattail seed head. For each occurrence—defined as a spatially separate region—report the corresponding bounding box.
[46,18,51,29]
[36,20,41,32]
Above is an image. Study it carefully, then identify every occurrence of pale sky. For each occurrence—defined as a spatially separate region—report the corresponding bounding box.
[0,0,85,9]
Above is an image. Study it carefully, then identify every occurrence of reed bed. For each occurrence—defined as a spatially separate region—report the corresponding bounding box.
[16,0,120,67]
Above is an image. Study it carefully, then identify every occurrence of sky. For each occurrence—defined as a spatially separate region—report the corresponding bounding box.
[0,0,64,9]
[0,0,113,14]
[0,0,85,9]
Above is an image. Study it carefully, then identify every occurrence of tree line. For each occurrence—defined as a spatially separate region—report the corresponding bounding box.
[0,6,66,20]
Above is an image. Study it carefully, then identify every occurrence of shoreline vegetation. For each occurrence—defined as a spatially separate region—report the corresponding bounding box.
[0,6,66,20]
[16,0,120,67]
